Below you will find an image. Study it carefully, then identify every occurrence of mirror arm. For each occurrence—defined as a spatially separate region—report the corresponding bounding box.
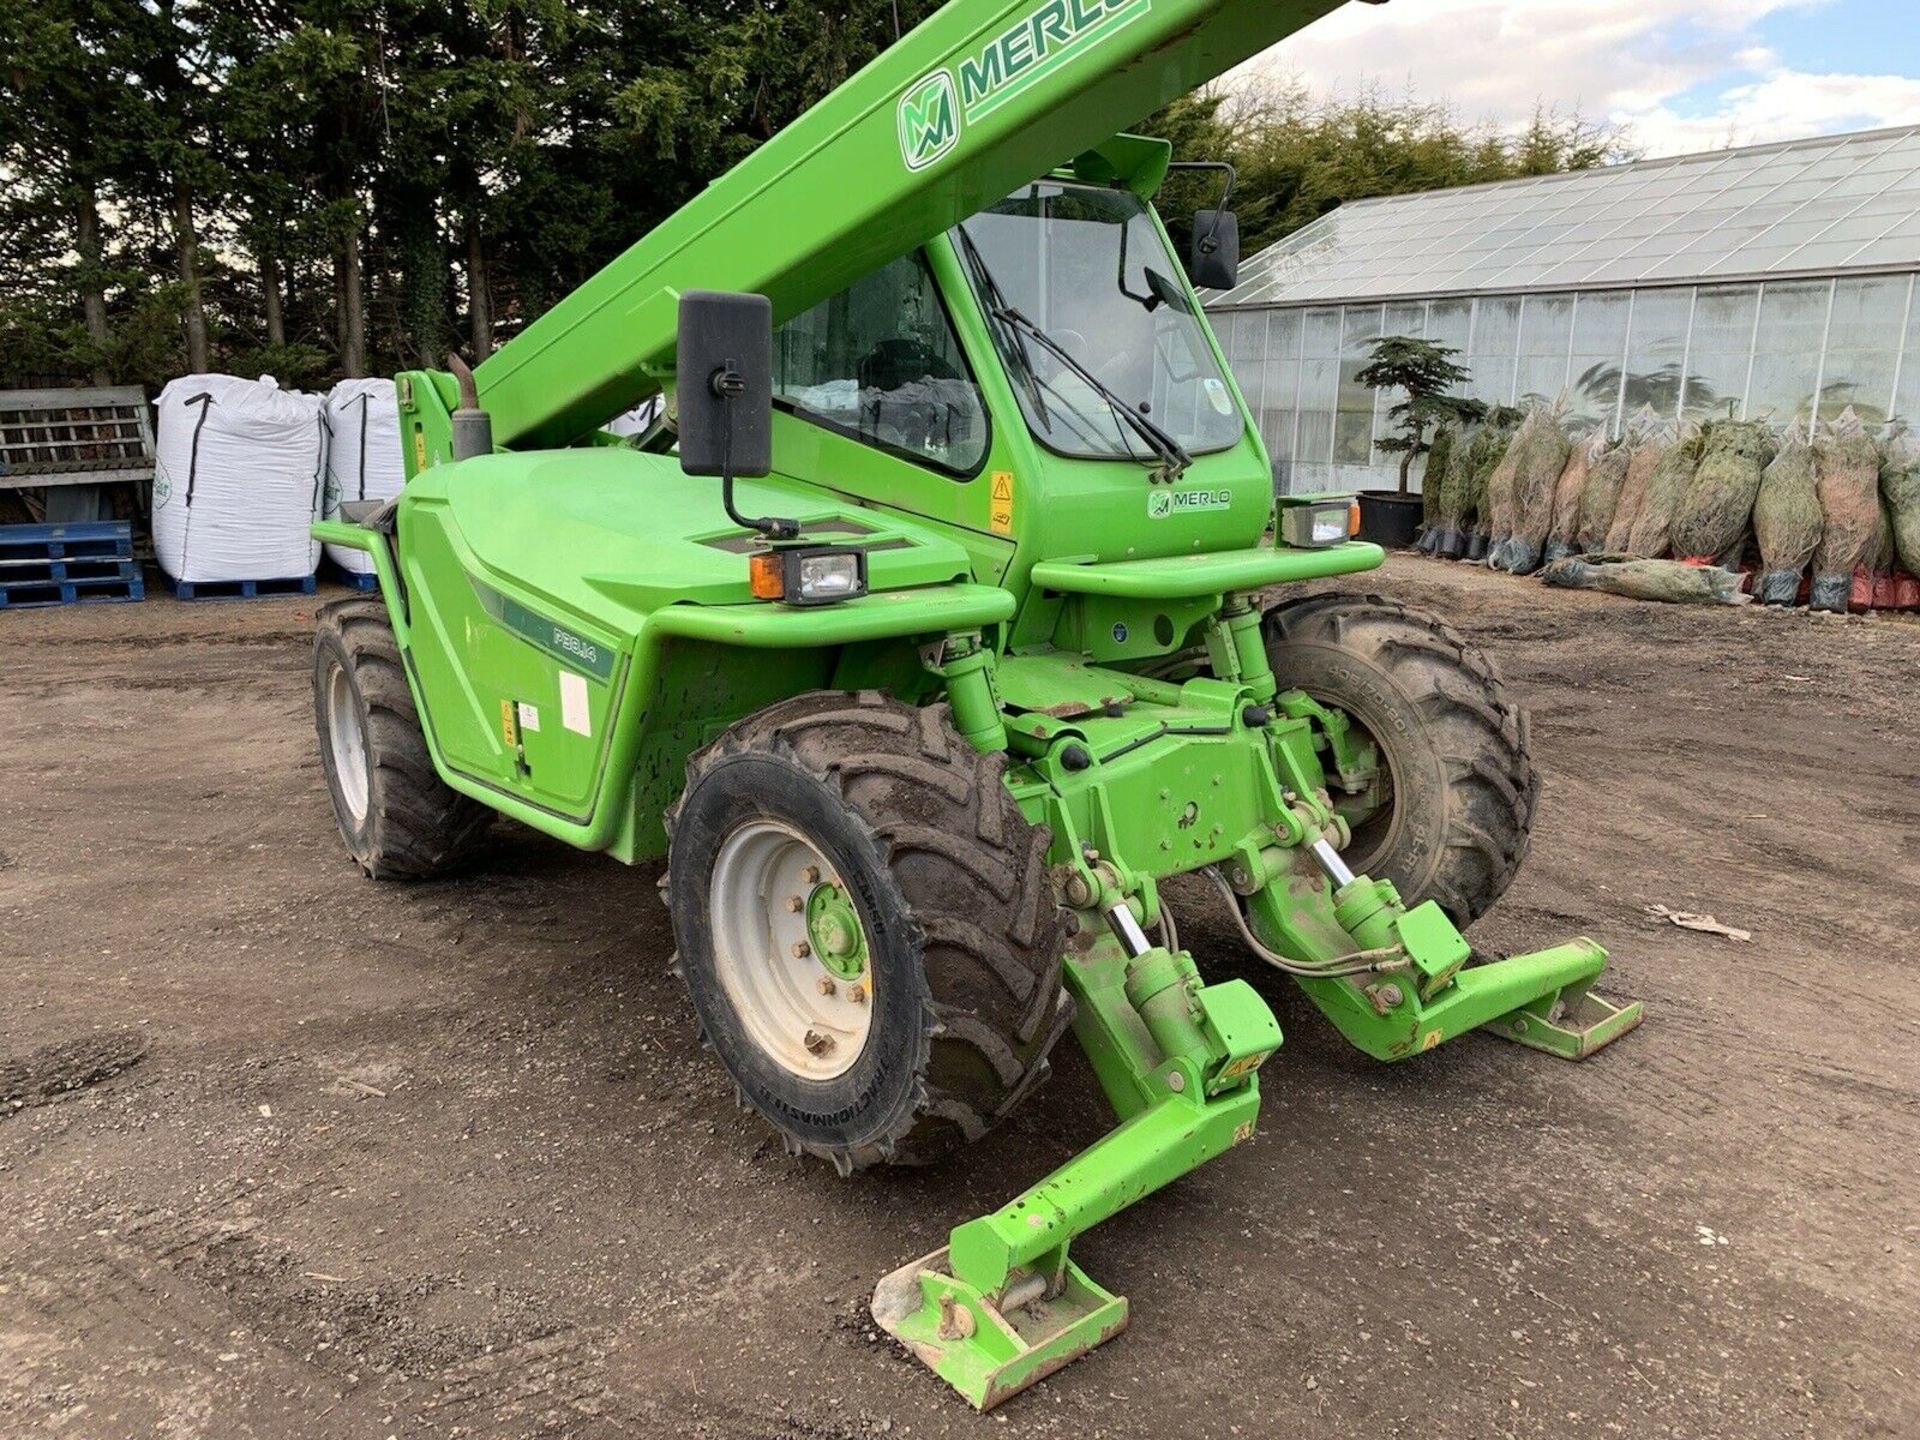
[1166,161,1237,255]
[712,361,799,541]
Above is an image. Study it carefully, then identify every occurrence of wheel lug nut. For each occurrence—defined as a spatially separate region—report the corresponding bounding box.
[786,895,804,913]
[848,983,866,1005]
[817,976,837,996]
[802,866,821,884]
[792,941,812,959]
[804,1028,833,1056]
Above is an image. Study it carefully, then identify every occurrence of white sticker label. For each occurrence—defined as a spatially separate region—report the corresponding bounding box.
[517,702,541,732]
[559,671,591,737]
[1204,377,1234,416]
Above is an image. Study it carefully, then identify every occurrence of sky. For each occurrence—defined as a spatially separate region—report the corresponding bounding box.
[1243,0,1920,158]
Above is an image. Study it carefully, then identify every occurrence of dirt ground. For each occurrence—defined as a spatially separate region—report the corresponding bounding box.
[3,554,1916,1440]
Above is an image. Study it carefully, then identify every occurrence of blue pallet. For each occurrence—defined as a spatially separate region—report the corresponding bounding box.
[322,559,380,592]
[158,571,318,601]
[0,520,134,564]
[0,571,145,610]
[0,556,138,586]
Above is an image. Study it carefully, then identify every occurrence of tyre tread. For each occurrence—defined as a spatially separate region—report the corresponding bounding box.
[1264,593,1537,926]
[666,691,1070,1172]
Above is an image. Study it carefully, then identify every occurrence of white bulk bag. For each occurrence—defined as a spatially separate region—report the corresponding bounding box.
[606,395,664,437]
[151,375,325,583]
[322,378,406,574]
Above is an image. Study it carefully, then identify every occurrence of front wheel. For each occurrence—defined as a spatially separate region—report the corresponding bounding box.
[1262,594,1538,928]
[313,598,492,879]
[664,692,1073,1175]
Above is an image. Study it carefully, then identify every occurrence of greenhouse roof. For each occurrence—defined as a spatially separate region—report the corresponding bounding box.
[1220,125,1920,309]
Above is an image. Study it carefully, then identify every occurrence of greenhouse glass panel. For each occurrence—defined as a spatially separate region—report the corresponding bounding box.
[1818,274,1909,422]
[1467,297,1521,409]
[1224,310,1268,415]
[1568,291,1632,431]
[1262,310,1304,465]
[1748,280,1831,424]
[1622,287,1693,418]
[1895,278,1920,425]
[1335,304,1384,464]
[1682,286,1758,421]
[1515,293,1575,406]
[1427,300,1472,354]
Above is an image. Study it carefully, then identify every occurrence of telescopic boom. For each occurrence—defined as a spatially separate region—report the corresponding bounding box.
[471,0,1350,450]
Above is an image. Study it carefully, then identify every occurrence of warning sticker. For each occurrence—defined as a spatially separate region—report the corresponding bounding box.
[989,470,1015,534]
[517,701,541,733]
[499,698,518,749]
[559,671,591,737]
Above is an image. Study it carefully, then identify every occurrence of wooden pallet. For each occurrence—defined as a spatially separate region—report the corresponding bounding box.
[0,570,144,610]
[0,555,137,585]
[322,559,380,592]
[0,519,134,563]
[158,572,318,601]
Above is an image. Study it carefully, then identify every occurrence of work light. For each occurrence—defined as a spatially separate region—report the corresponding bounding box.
[748,545,870,605]
[1278,497,1357,548]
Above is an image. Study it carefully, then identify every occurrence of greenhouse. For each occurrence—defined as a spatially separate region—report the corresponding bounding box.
[1207,124,1920,494]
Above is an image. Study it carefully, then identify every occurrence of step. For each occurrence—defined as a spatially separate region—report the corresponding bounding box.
[158,571,318,602]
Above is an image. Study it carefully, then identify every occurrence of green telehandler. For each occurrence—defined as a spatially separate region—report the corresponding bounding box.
[311,0,1640,1410]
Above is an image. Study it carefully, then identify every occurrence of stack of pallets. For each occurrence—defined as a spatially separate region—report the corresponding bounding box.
[0,521,143,610]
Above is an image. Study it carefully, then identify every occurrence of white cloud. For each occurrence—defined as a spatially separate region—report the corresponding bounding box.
[1628,66,1920,153]
[1238,0,1920,157]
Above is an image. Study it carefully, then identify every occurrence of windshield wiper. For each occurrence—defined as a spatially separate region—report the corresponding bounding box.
[953,223,1052,430]
[956,220,1192,483]
[992,304,1193,483]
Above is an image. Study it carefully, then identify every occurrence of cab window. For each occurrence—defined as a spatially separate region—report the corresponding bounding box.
[773,252,988,478]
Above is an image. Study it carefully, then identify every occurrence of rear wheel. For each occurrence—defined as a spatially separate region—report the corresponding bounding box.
[1262,594,1537,928]
[664,692,1073,1174]
[313,598,492,879]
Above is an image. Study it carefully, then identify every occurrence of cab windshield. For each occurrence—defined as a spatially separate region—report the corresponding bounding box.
[954,182,1244,463]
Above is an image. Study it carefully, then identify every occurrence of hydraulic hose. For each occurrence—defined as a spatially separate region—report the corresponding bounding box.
[1200,868,1408,978]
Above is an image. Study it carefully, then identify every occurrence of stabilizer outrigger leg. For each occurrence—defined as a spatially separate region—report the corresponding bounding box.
[1241,860,1645,1063]
[873,893,1280,1410]
[876,656,1640,1410]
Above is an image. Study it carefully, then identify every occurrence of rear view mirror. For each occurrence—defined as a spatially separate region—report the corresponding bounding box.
[677,290,798,539]
[677,290,773,478]
[1190,209,1240,291]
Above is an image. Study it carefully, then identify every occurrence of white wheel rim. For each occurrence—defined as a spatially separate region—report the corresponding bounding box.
[708,820,875,1081]
[327,664,371,825]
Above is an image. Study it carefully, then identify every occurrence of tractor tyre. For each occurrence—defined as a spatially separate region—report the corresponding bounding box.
[1262,593,1537,928]
[664,692,1073,1175]
[313,597,492,879]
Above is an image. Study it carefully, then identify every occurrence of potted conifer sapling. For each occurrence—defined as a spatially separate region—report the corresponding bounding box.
[1354,335,1482,548]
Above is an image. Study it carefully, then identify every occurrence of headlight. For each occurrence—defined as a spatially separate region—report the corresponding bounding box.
[748,545,870,605]
[796,550,864,601]
[1278,498,1356,548]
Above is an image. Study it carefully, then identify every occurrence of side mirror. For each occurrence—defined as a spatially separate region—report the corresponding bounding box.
[677,290,772,478]
[677,290,797,539]
[1189,209,1240,291]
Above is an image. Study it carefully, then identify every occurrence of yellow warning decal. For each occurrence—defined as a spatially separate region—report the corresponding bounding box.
[500,698,519,749]
[989,470,1015,534]
[412,425,428,473]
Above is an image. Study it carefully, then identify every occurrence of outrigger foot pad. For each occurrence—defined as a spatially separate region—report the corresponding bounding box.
[872,1247,1129,1411]
[1489,975,1643,1059]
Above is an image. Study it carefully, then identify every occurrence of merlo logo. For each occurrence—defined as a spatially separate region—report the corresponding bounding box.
[898,70,959,171]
